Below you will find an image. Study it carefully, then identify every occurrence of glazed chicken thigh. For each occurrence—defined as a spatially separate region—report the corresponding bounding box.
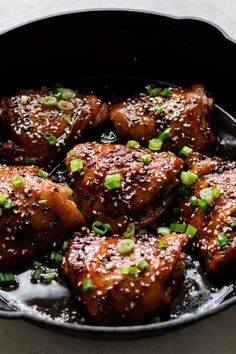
[181,153,236,278]
[63,228,188,325]
[0,165,84,271]
[0,88,108,165]
[110,84,216,153]
[65,142,184,233]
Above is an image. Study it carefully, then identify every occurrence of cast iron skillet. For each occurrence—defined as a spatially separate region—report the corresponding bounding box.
[1,9,236,340]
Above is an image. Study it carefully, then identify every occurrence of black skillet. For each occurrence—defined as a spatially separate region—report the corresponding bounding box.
[0,9,236,340]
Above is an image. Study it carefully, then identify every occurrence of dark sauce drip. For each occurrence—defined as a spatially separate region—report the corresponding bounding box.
[0,78,235,327]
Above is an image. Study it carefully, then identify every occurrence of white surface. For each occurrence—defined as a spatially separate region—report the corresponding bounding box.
[1,1,236,353]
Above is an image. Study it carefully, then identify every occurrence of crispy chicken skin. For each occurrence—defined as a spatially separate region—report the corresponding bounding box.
[62,228,188,325]
[0,165,84,271]
[0,89,109,165]
[110,84,216,153]
[181,153,236,278]
[65,142,184,233]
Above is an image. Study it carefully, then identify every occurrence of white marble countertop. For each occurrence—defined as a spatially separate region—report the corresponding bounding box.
[0,1,236,353]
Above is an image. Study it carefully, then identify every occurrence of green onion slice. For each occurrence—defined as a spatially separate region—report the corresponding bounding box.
[141,155,152,164]
[137,259,149,271]
[117,239,135,254]
[31,268,43,281]
[50,251,63,265]
[0,194,6,206]
[190,196,199,206]
[157,227,170,235]
[0,272,16,284]
[158,241,169,249]
[121,266,138,275]
[20,95,29,105]
[25,157,37,165]
[199,199,208,212]
[179,146,193,157]
[180,171,198,186]
[123,223,135,238]
[186,224,197,238]
[162,88,171,97]
[45,133,57,146]
[217,232,229,247]
[127,140,139,148]
[11,175,24,189]
[199,188,214,206]
[92,221,111,235]
[57,100,74,111]
[38,169,49,178]
[70,159,83,173]
[138,228,148,235]
[82,278,93,292]
[65,115,72,124]
[104,174,121,190]
[146,86,161,96]
[170,223,186,233]
[148,138,162,151]
[158,128,172,142]
[42,96,58,107]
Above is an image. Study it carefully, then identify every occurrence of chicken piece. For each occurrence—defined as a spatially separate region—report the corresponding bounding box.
[110,84,216,153]
[181,154,236,278]
[63,228,187,325]
[0,165,84,271]
[65,142,184,233]
[0,88,109,165]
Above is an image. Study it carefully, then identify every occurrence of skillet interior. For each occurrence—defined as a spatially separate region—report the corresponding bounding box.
[1,10,236,339]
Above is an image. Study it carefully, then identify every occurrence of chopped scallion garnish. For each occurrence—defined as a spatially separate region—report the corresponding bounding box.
[38,169,49,178]
[162,88,171,97]
[70,159,83,173]
[127,140,139,148]
[82,278,93,292]
[92,220,111,235]
[190,196,199,206]
[11,175,24,189]
[42,96,58,107]
[199,188,214,206]
[20,95,29,105]
[104,174,121,190]
[141,155,152,164]
[38,199,48,206]
[50,251,63,265]
[65,115,72,124]
[158,241,169,249]
[31,268,43,281]
[137,259,149,271]
[148,138,162,151]
[0,272,16,284]
[186,224,197,238]
[57,100,74,111]
[45,133,57,146]
[25,157,37,165]
[146,86,161,96]
[199,198,208,212]
[170,223,186,233]
[158,128,172,142]
[180,171,198,186]
[138,228,148,235]
[121,266,138,275]
[217,232,229,247]
[117,239,135,254]
[179,146,193,158]
[123,223,135,238]
[157,227,170,235]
